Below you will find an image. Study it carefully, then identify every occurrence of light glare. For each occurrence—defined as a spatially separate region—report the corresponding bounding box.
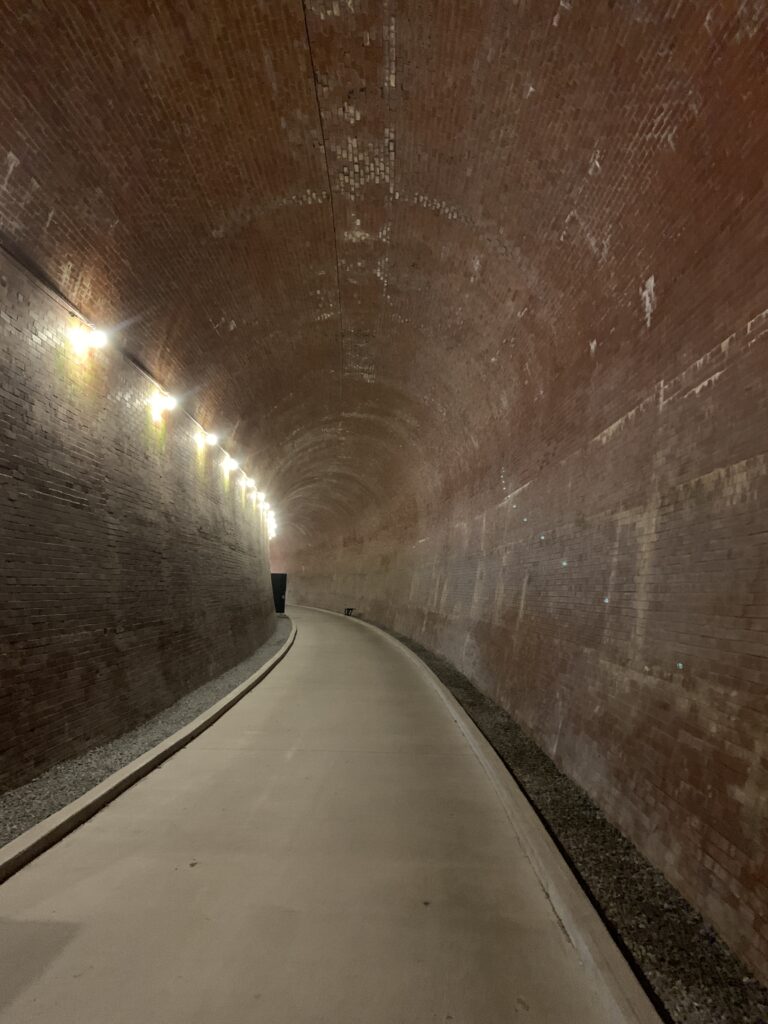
[196,430,219,450]
[267,509,277,538]
[69,322,108,355]
[63,310,280,541]
[150,392,178,422]
[265,503,277,538]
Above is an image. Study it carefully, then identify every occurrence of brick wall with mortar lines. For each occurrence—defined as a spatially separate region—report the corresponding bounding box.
[0,0,767,986]
[0,252,275,793]
[290,308,768,981]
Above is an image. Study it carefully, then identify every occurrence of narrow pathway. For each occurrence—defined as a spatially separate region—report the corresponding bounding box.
[0,607,658,1023]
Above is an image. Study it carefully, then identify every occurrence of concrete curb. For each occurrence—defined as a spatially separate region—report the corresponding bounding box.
[299,605,662,1024]
[0,621,297,886]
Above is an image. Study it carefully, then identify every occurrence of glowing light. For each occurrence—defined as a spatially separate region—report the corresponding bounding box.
[68,321,108,355]
[69,325,88,353]
[256,491,266,502]
[240,476,255,490]
[195,430,220,450]
[262,501,271,512]
[222,455,238,473]
[150,392,178,423]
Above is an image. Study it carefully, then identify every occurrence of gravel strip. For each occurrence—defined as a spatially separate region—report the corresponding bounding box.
[368,619,768,1024]
[0,616,292,848]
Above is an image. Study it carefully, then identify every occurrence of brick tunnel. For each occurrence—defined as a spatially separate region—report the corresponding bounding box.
[0,3,766,1021]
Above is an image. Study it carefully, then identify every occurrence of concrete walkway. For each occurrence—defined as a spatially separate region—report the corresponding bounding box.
[0,607,658,1023]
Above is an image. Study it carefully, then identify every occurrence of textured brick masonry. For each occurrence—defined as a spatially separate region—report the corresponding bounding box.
[0,254,275,791]
[0,0,766,984]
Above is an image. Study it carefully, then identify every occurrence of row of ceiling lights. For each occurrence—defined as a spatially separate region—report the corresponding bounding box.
[69,319,277,540]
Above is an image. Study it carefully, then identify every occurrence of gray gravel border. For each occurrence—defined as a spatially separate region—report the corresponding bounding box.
[0,617,292,848]
[366,618,768,1024]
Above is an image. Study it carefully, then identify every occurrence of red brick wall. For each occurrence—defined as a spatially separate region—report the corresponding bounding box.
[290,304,768,980]
[0,251,275,793]
[0,0,766,986]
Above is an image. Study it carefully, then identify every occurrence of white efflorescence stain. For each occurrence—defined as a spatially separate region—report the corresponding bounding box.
[3,150,19,189]
[589,338,597,357]
[640,274,657,329]
[552,0,571,26]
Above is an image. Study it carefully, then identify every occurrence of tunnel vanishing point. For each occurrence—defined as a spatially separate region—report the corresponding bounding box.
[0,1,767,1020]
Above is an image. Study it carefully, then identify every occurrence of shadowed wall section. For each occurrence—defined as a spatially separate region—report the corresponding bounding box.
[0,253,275,792]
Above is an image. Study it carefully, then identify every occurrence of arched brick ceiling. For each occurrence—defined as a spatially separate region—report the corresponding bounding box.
[1,0,765,555]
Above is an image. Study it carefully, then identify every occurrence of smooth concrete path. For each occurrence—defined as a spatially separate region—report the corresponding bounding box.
[0,607,658,1023]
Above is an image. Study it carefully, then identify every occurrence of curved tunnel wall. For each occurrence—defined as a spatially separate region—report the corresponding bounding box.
[0,253,275,792]
[0,0,765,988]
[290,298,768,979]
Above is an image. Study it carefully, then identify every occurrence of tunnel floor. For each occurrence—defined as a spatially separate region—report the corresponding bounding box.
[0,617,293,848]
[0,607,657,1023]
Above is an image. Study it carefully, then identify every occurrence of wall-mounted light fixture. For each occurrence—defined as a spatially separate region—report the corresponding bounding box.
[149,392,178,423]
[195,430,219,449]
[68,320,108,356]
[60,295,278,539]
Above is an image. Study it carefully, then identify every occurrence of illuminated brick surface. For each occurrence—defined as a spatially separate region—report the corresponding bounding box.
[0,0,766,980]
[0,257,274,790]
